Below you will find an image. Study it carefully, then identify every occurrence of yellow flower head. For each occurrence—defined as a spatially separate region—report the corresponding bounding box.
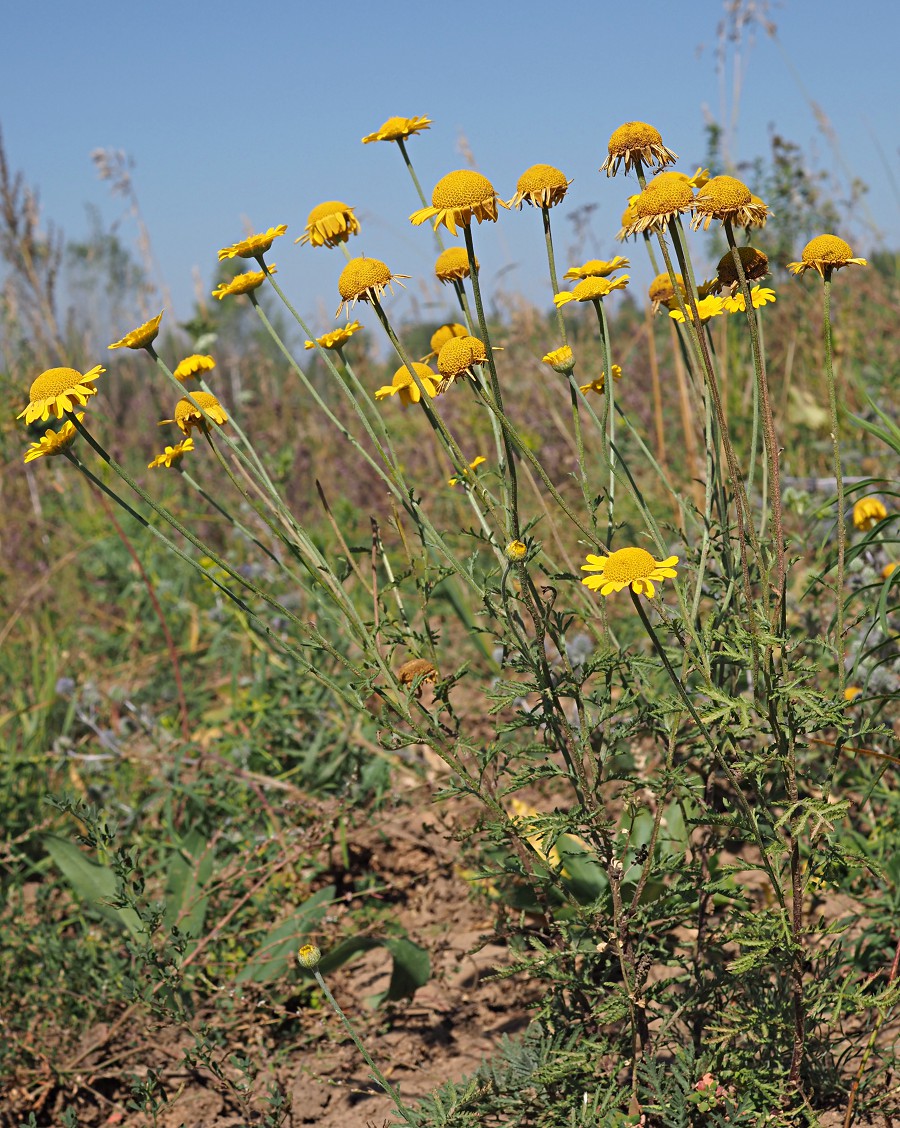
[648,271,685,310]
[508,164,572,209]
[788,234,868,278]
[108,311,164,351]
[616,196,641,241]
[542,346,576,374]
[554,275,630,308]
[625,173,695,236]
[852,497,887,532]
[304,321,363,352]
[843,686,863,703]
[374,362,439,407]
[436,334,488,392]
[148,437,194,469]
[18,365,104,424]
[669,296,725,324]
[23,414,83,463]
[435,246,476,284]
[582,546,679,598]
[504,540,528,562]
[580,366,622,395]
[691,176,767,231]
[218,224,287,261]
[715,246,770,292]
[722,286,777,314]
[173,354,216,382]
[335,256,410,317]
[410,170,508,235]
[424,322,468,361]
[167,391,228,436]
[362,115,432,144]
[212,265,275,300]
[601,121,678,177]
[448,455,486,486]
[296,201,360,248]
[564,256,630,281]
[881,562,898,580]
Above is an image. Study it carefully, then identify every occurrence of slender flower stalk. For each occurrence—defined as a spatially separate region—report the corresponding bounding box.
[821,270,846,690]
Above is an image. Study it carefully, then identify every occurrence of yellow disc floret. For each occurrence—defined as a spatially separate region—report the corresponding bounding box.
[508,164,571,209]
[18,366,104,423]
[788,234,868,278]
[435,246,476,283]
[581,546,679,598]
[410,170,508,235]
[601,121,678,177]
[335,256,409,316]
[297,201,360,248]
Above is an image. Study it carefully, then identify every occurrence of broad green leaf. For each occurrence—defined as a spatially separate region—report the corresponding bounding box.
[44,835,143,938]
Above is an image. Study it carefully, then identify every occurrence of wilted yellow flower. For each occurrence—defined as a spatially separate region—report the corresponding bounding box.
[423,322,468,361]
[624,173,695,236]
[852,497,887,532]
[435,246,476,284]
[554,275,630,307]
[335,257,410,317]
[436,334,488,392]
[601,121,678,177]
[148,438,194,469]
[410,170,508,235]
[582,547,679,598]
[504,540,528,562]
[788,234,868,278]
[296,201,360,248]
[691,176,768,231]
[714,246,770,292]
[669,296,725,324]
[212,265,275,300]
[173,354,215,382]
[108,311,164,351]
[23,415,83,463]
[362,115,431,144]
[449,455,486,486]
[18,366,104,424]
[304,321,363,351]
[508,164,572,209]
[564,257,630,281]
[615,196,641,241]
[165,391,228,436]
[218,225,287,261]
[397,658,438,687]
[648,271,685,310]
[580,366,622,395]
[722,286,777,313]
[374,362,439,407]
[542,346,575,374]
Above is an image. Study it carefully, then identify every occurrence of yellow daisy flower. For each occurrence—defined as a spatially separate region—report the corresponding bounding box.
[335,256,410,317]
[108,311,164,351]
[554,275,630,308]
[410,170,508,235]
[304,321,363,351]
[148,437,194,469]
[564,257,630,281]
[504,540,528,562]
[788,234,868,278]
[852,497,887,532]
[296,201,360,248]
[164,391,228,436]
[212,265,275,300]
[580,366,622,395]
[435,246,477,284]
[669,296,725,324]
[218,225,287,261]
[507,164,572,209]
[601,121,678,177]
[362,115,432,144]
[448,455,487,486]
[542,346,576,374]
[624,173,695,236]
[173,354,216,382]
[691,176,768,231]
[436,334,488,393]
[582,546,679,598]
[648,271,685,311]
[18,366,104,424]
[423,322,468,361]
[23,414,83,463]
[722,286,777,313]
[374,363,439,407]
[714,246,770,292]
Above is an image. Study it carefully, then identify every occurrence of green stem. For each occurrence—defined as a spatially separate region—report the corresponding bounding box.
[822,270,846,692]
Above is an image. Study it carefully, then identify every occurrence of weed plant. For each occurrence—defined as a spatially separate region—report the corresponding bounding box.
[1,110,899,1128]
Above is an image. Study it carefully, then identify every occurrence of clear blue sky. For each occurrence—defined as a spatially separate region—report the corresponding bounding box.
[1,0,897,339]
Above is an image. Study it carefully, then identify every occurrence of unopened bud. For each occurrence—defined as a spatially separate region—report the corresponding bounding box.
[297,943,321,969]
[505,540,528,562]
